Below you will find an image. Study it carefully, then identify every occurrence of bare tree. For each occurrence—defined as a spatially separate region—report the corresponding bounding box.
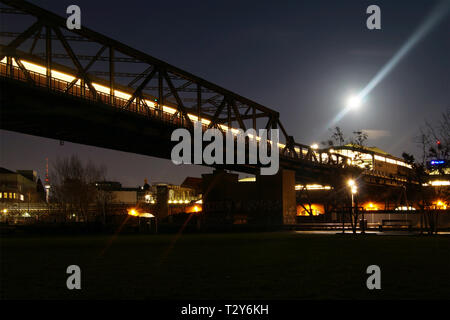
[322,126,346,147]
[323,127,371,171]
[322,127,368,148]
[350,130,368,147]
[51,155,106,223]
[425,109,450,233]
[422,108,450,164]
[402,152,429,233]
[404,108,450,234]
[96,188,116,225]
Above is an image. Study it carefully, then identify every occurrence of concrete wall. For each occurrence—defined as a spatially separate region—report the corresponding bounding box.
[155,185,169,219]
[258,169,296,224]
[202,169,296,225]
[111,190,137,204]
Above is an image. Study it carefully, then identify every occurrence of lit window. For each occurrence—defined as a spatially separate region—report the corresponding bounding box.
[9,193,12,199]
[20,194,24,201]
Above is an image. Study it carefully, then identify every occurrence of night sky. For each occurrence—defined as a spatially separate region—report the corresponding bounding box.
[1,0,449,186]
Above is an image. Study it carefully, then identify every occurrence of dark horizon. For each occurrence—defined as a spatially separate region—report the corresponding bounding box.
[1,0,449,186]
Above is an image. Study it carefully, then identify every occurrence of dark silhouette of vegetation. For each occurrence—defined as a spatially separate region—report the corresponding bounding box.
[50,155,109,223]
[403,108,450,234]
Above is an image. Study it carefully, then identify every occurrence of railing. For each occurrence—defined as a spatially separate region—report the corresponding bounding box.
[1,60,348,167]
[0,61,194,128]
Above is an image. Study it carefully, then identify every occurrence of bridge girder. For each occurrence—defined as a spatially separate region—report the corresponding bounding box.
[0,0,350,173]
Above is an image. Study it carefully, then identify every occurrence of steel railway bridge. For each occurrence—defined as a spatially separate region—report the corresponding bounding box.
[0,1,414,223]
[0,0,349,174]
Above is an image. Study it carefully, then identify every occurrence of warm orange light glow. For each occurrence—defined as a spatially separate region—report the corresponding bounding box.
[127,208,155,217]
[186,204,202,213]
[434,200,448,210]
[363,202,382,211]
[368,203,376,210]
[297,204,324,216]
[128,208,139,216]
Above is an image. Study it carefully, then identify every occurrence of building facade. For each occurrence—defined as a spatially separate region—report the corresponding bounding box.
[0,167,45,205]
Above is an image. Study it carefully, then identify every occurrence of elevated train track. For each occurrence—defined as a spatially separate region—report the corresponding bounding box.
[0,0,414,187]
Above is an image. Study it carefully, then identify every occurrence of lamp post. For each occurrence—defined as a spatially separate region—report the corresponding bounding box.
[348,179,356,207]
[348,179,359,233]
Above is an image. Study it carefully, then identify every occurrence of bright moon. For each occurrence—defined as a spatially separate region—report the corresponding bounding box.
[347,95,362,109]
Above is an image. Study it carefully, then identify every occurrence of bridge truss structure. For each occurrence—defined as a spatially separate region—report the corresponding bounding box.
[0,0,348,170]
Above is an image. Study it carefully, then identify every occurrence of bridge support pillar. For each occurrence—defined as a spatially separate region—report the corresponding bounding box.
[257,169,297,225]
[201,169,297,226]
[155,185,169,221]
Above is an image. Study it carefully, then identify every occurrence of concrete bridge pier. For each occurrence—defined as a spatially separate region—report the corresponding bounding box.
[155,185,169,221]
[201,168,297,226]
[257,169,297,225]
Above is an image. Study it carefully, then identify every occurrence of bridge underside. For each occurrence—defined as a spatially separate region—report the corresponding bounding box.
[1,77,345,182]
[1,77,177,160]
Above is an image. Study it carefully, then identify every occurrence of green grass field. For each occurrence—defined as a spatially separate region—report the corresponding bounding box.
[1,232,449,300]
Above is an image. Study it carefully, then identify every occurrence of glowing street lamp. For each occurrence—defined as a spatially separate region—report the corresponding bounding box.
[348,180,357,216]
[347,179,362,233]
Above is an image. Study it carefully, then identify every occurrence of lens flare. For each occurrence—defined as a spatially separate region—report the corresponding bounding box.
[359,0,450,101]
[326,0,450,129]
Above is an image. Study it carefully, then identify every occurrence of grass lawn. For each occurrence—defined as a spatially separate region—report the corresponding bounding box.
[1,232,449,300]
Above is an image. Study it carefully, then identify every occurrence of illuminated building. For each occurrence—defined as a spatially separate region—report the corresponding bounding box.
[329,144,412,175]
[0,167,46,206]
[425,158,450,187]
[95,177,202,218]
